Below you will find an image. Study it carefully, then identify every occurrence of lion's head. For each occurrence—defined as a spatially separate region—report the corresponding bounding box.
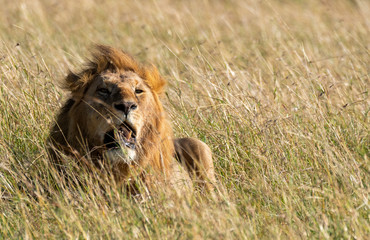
[48,45,174,182]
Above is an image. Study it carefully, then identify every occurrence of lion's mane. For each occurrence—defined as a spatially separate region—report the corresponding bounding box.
[48,45,174,179]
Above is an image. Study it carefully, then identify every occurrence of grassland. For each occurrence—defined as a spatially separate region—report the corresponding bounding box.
[0,0,369,239]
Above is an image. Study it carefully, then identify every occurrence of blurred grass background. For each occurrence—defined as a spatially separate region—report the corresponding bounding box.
[0,0,369,239]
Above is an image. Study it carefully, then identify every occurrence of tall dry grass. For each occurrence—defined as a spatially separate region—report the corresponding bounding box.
[0,0,368,239]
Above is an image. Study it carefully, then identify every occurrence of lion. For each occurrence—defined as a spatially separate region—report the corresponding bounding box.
[47,45,215,194]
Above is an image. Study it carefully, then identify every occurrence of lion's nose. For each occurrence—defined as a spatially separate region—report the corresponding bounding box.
[114,102,137,116]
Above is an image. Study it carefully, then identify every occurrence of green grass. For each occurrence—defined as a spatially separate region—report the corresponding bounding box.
[0,0,369,239]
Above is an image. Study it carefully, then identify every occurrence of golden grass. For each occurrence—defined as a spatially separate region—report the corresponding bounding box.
[0,0,369,238]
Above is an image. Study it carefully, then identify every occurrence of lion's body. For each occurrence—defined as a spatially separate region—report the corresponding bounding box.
[175,138,215,192]
[48,45,215,193]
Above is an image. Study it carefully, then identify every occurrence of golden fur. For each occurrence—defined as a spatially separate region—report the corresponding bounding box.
[47,45,215,192]
[175,138,215,192]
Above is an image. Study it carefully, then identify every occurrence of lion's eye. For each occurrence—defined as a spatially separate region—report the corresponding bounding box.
[135,89,144,94]
[97,88,110,96]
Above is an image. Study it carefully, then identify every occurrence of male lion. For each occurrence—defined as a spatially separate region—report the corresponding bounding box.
[47,45,215,193]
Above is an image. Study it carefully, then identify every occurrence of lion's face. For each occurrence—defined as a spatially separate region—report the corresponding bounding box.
[49,46,174,181]
[69,70,159,164]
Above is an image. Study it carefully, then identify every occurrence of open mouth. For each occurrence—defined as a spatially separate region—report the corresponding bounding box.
[103,122,136,150]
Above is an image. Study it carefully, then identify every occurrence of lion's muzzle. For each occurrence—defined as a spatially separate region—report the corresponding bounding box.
[103,122,137,150]
[103,122,138,164]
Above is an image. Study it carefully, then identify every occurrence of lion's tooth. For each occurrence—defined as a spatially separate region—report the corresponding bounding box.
[127,130,132,140]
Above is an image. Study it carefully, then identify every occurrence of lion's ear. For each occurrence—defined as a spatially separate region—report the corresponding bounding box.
[63,70,92,98]
[64,71,80,92]
[145,65,167,96]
